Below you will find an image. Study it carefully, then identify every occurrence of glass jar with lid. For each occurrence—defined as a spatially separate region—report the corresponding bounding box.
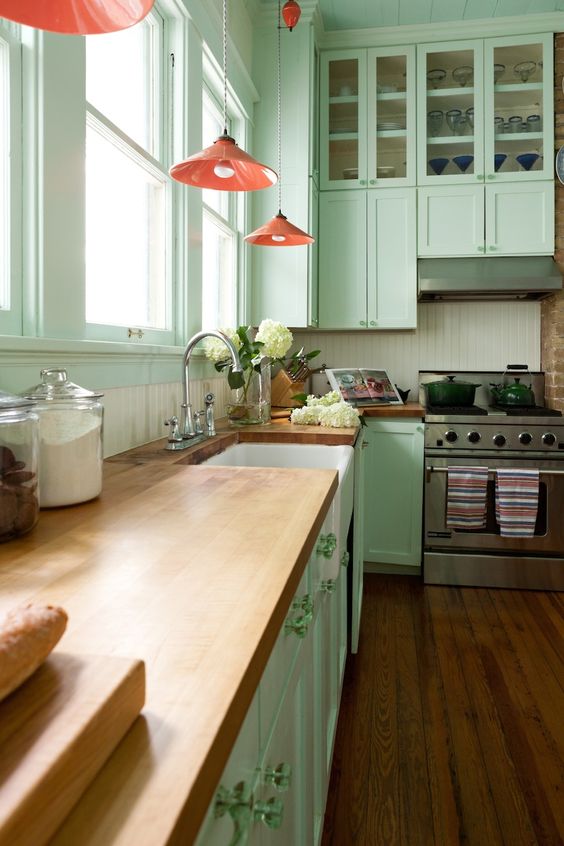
[0,390,40,541]
[21,368,104,508]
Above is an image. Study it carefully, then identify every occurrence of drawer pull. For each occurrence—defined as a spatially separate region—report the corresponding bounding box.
[254,797,284,829]
[265,762,292,791]
[285,593,313,638]
[317,533,337,559]
[341,550,350,568]
[214,781,253,844]
[321,579,336,594]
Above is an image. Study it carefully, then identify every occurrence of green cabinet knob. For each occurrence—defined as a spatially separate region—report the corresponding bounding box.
[317,532,337,559]
[477,245,485,252]
[214,781,254,843]
[476,174,484,180]
[264,762,292,792]
[487,174,495,179]
[488,245,497,251]
[321,579,337,594]
[341,550,350,568]
[369,320,376,326]
[359,320,366,326]
[285,593,313,638]
[359,179,366,185]
[369,179,376,185]
[254,797,284,829]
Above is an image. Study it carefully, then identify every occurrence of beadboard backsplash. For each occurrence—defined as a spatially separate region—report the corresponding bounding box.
[295,302,541,396]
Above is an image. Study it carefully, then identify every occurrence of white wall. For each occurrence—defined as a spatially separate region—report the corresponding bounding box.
[295,301,541,396]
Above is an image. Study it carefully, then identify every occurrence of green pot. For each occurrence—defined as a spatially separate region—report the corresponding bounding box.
[423,375,482,407]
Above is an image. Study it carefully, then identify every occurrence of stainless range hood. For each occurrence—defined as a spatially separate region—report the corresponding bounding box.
[418,256,562,301]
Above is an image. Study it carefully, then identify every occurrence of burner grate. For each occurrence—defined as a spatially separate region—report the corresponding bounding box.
[490,406,563,418]
[426,405,488,416]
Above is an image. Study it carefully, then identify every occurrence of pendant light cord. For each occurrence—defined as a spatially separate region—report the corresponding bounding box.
[222,0,228,135]
[277,0,282,213]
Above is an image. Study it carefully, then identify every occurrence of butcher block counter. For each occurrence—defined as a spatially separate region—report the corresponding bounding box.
[0,425,355,845]
[360,401,424,419]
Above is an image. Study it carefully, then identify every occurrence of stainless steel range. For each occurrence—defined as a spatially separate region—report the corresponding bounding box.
[420,370,564,590]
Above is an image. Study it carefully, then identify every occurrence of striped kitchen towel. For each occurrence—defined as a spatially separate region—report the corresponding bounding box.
[495,468,539,538]
[446,466,489,530]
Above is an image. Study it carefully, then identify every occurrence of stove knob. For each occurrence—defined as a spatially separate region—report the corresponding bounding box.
[445,430,458,443]
[542,432,556,446]
[519,432,532,445]
[493,434,506,447]
[467,431,481,444]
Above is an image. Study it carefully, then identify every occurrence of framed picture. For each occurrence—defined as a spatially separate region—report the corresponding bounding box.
[326,368,403,406]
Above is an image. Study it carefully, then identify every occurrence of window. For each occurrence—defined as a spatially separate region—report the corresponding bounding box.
[201,87,238,331]
[85,12,173,342]
[0,22,21,335]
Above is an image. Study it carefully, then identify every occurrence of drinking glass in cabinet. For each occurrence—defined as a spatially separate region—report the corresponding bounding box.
[494,153,508,172]
[429,157,449,175]
[514,61,536,82]
[508,115,522,132]
[516,152,540,171]
[466,107,474,128]
[494,63,505,83]
[453,66,473,87]
[427,110,444,137]
[446,109,462,135]
[427,68,446,89]
[527,114,541,132]
[494,116,504,134]
[452,154,473,173]
[454,115,470,136]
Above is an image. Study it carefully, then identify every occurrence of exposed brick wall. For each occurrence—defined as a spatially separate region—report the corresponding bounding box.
[543,33,564,410]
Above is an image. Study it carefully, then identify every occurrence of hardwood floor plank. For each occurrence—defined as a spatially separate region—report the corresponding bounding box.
[322,576,564,846]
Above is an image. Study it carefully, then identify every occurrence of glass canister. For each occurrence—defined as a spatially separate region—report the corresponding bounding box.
[0,390,40,540]
[21,368,104,508]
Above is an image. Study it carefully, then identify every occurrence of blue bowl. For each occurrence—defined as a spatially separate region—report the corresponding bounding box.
[494,153,508,172]
[429,157,449,175]
[516,153,540,171]
[452,154,474,173]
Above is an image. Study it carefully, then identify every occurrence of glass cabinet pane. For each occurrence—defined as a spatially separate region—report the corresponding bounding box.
[374,54,407,180]
[423,47,478,179]
[491,42,544,177]
[327,58,359,182]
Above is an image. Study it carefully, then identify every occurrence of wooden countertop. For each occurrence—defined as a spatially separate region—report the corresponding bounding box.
[360,401,424,418]
[0,436,341,845]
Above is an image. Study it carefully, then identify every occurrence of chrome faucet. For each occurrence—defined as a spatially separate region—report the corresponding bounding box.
[164,329,242,450]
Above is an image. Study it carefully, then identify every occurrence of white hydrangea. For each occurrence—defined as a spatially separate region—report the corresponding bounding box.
[306,390,342,407]
[255,319,293,359]
[290,405,322,425]
[318,402,361,428]
[203,329,242,363]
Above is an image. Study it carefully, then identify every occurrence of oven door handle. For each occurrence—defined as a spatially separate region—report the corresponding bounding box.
[426,465,564,480]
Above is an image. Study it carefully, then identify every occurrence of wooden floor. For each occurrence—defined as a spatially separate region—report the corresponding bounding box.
[321,575,564,846]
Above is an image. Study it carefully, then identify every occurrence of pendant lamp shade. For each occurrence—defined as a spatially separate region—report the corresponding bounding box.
[245,212,314,246]
[0,0,155,34]
[169,132,277,191]
[282,0,301,31]
[169,0,277,192]
[245,0,314,247]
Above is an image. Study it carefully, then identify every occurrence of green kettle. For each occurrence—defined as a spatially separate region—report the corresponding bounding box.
[489,376,536,407]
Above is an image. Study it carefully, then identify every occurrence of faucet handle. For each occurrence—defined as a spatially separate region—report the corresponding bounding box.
[164,416,183,444]
[193,410,205,435]
[205,392,215,405]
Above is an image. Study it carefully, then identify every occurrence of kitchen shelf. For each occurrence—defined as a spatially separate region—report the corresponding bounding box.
[329,95,359,105]
[427,86,475,97]
[376,92,407,101]
[377,129,407,138]
[427,135,475,145]
[329,132,359,141]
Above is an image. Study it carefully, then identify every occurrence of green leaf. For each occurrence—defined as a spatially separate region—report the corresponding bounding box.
[306,349,321,360]
[292,392,308,406]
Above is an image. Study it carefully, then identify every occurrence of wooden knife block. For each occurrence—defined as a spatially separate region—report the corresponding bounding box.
[271,370,306,408]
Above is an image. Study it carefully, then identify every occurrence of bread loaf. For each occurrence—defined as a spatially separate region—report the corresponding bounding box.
[0,604,68,702]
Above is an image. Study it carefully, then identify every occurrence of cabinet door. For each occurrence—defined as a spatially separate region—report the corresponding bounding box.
[363,420,424,568]
[484,34,553,183]
[351,430,366,654]
[320,50,367,190]
[368,45,416,186]
[418,184,484,256]
[485,181,554,255]
[417,40,484,185]
[308,178,319,327]
[367,188,416,328]
[318,191,367,329]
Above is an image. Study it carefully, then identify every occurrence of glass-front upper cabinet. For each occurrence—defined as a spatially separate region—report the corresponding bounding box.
[484,34,553,182]
[417,40,484,185]
[320,47,415,190]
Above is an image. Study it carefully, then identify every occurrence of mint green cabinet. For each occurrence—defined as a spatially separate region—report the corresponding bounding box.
[319,188,416,330]
[417,34,553,185]
[320,46,416,190]
[418,180,554,256]
[351,429,366,654]
[363,419,424,569]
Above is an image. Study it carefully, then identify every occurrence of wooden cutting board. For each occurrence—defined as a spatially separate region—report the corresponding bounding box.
[0,651,145,846]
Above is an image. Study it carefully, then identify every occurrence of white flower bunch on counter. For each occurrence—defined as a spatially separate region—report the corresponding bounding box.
[290,392,360,429]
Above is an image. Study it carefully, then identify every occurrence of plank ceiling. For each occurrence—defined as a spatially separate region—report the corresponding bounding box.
[318,0,564,31]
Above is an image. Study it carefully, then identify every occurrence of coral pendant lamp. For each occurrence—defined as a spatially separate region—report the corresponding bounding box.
[0,0,155,34]
[169,0,277,192]
[245,1,314,247]
[282,0,301,31]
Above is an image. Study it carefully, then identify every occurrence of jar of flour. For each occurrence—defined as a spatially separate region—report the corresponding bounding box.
[21,368,103,507]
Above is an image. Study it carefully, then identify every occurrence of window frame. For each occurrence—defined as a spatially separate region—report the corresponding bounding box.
[0,20,22,336]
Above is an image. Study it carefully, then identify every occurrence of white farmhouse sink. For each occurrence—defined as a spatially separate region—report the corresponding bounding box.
[204,443,354,576]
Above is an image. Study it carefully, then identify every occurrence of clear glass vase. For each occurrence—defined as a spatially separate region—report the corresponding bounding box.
[227,360,271,426]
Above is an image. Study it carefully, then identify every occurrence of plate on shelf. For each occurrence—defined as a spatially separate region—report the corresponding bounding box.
[556,146,564,184]
[377,122,404,130]
[342,168,358,179]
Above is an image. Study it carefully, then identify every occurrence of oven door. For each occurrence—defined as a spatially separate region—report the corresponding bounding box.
[424,452,564,555]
